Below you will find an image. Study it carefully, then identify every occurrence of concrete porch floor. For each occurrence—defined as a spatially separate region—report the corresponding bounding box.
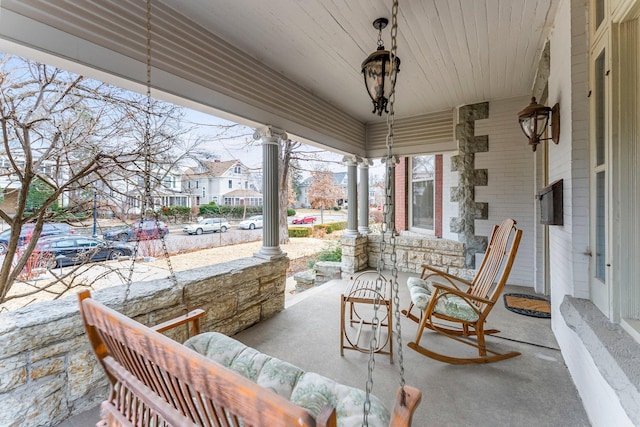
[58,271,590,426]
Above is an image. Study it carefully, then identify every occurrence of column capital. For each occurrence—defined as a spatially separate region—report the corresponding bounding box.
[253,126,288,143]
[358,158,374,167]
[341,155,362,166]
[381,155,400,165]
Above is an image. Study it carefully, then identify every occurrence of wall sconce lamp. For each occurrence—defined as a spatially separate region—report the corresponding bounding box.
[518,97,560,151]
[361,18,401,116]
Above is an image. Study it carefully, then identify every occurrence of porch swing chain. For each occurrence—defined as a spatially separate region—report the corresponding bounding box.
[364,0,403,424]
[386,0,406,394]
[125,0,178,302]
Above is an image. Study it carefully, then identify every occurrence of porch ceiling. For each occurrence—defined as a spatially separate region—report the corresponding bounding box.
[0,0,557,157]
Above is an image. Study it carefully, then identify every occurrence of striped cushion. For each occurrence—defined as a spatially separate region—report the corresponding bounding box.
[406,276,479,322]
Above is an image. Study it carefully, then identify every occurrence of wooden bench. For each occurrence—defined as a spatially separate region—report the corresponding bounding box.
[78,290,421,427]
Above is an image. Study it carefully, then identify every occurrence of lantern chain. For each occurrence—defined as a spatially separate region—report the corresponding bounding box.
[364,0,402,425]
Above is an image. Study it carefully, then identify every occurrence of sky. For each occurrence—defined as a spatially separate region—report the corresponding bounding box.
[179,108,375,177]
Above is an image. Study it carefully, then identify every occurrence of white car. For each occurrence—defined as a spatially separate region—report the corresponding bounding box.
[238,215,263,230]
[183,218,230,235]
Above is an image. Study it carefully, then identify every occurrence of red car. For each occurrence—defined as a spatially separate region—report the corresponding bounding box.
[291,215,316,224]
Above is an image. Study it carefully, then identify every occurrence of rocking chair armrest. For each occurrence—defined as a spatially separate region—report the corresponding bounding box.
[430,283,494,306]
[421,265,473,290]
[152,309,205,335]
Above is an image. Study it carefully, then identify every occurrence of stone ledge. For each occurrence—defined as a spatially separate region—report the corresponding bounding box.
[293,270,316,291]
[314,261,342,284]
[560,296,640,423]
[0,256,289,427]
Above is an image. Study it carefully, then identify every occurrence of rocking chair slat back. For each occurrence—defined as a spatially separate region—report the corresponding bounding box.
[469,218,519,308]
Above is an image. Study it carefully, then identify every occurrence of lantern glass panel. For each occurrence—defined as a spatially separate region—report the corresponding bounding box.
[520,117,535,138]
[533,113,550,138]
[363,57,385,101]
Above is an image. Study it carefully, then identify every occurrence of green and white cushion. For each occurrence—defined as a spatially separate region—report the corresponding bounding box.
[406,276,479,322]
[184,332,391,427]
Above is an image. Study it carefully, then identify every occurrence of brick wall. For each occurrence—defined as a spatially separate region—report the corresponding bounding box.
[0,257,289,427]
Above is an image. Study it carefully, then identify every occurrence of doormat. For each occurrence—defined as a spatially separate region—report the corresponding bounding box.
[503,293,551,318]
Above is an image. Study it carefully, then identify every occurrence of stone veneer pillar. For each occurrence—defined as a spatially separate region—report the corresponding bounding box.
[358,159,372,235]
[253,126,287,259]
[451,102,489,268]
[343,155,359,237]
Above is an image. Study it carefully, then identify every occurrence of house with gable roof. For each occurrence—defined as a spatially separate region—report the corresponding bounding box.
[182,159,262,208]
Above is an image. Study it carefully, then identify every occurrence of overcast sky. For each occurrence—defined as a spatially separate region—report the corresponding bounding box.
[181,108,375,177]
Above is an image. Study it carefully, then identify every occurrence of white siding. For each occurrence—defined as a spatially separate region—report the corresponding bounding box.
[548,0,591,305]
[475,96,536,287]
[546,1,632,425]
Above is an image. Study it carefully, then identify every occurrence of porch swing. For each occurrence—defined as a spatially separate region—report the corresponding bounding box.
[78,1,421,426]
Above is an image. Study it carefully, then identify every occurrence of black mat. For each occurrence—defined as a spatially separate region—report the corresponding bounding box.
[503,293,551,318]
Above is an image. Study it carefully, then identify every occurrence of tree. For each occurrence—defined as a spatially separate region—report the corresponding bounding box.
[308,167,342,223]
[0,54,192,304]
[25,177,57,212]
[289,159,304,202]
[278,139,301,244]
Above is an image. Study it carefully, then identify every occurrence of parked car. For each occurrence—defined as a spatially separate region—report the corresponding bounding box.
[0,223,75,253]
[103,219,169,242]
[238,215,263,230]
[34,235,132,268]
[291,215,317,224]
[183,218,230,235]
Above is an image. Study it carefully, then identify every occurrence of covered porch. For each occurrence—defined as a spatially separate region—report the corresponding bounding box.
[59,273,590,426]
[1,0,640,425]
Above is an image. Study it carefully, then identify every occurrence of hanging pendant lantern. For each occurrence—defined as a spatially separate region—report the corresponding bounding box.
[362,18,401,116]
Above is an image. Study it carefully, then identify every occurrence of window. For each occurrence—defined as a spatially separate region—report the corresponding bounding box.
[228,180,233,189]
[234,166,241,174]
[411,156,435,232]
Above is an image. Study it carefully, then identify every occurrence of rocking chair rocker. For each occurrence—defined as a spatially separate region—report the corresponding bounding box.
[402,218,523,364]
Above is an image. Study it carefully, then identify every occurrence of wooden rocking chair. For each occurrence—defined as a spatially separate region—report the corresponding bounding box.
[402,218,523,364]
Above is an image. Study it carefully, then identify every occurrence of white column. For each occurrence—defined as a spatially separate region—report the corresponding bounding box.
[343,155,359,236]
[358,159,372,235]
[253,126,287,259]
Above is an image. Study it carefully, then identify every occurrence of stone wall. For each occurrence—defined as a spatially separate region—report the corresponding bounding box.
[367,233,470,277]
[0,256,289,427]
[450,102,490,268]
[341,235,369,275]
[342,232,470,279]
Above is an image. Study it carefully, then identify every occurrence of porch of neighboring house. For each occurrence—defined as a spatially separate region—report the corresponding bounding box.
[57,272,590,427]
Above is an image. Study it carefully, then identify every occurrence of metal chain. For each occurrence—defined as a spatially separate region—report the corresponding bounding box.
[364,0,402,424]
[387,0,407,396]
[126,0,178,302]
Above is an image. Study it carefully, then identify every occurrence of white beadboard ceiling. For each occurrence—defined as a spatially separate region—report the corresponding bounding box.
[0,0,558,155]
[164,0,557,122]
